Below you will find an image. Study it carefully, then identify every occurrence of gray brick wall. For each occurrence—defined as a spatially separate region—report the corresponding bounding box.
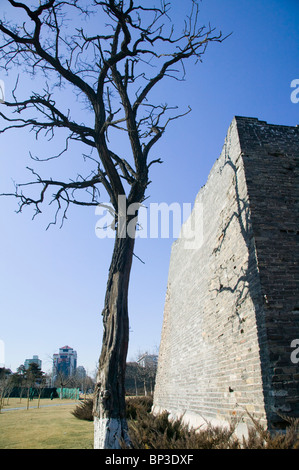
[153,117,299,433]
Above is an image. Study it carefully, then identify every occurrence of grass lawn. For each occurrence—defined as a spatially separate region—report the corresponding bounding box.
[0,398,93,449]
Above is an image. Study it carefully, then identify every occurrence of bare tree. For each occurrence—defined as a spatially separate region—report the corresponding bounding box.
[0,0,225,448]
[73,369,95,398]
[14,366,27,403]
[52,366,76,398]
[36,375,47,408]
[0,368,13,412]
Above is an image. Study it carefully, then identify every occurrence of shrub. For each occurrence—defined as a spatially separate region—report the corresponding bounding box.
[71,398,93,421]
[71,395,153,422]
[126,396,153,420]
[125,408,240,449]
[123,397,299,449]
[241,413,299,449]
[72,395,299,449]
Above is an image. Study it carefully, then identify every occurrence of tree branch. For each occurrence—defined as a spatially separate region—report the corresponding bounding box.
[0,0,226,222]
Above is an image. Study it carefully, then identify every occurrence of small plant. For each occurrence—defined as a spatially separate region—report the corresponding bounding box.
[242,412,299,449]
[126,396,153,420]
[71,399,93,422]
[124,407,240,449]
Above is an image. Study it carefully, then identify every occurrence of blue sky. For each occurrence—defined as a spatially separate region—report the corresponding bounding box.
[0,0,298,376]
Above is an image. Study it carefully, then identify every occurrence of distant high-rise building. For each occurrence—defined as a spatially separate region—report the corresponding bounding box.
[76,365,86,379]
[137,353,158,369]
[24,355,42,370]
[52,345,77,379]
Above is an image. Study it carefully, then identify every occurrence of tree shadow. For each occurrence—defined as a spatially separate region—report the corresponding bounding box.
[208,148,276,429]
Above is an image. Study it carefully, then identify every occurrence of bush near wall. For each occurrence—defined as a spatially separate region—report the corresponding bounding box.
[71,396,299,449]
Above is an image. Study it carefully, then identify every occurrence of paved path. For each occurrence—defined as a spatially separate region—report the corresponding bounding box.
[1,401,79,412]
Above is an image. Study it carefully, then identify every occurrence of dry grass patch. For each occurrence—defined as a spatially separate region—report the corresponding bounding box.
[0,400,93,449]
[1,397,76,410]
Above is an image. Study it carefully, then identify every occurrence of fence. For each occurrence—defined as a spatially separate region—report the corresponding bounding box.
[56,388,80,399]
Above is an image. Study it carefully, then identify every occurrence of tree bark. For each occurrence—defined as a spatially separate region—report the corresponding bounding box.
[93,227,136,449]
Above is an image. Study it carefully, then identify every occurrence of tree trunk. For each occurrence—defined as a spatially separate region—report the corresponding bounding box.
[26,389,30,410]
[93,230,135,449]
